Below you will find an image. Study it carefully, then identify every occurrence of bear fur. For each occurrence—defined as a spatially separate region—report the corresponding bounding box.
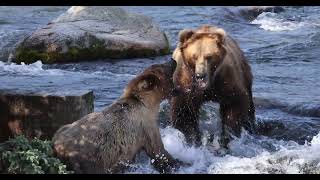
[171,25,255,147]
[52,59,181,174]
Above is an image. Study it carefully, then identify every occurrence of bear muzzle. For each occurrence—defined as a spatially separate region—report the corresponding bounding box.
[195,73,209,90]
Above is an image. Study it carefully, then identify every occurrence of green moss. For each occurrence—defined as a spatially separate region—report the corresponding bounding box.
[85,91,95,113]
[13,34,171,64]
[68,48,79,59]
[14,49,48,64]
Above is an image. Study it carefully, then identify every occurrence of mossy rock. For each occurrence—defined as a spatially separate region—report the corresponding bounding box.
[14,46,168,64]
[12,6,170,64]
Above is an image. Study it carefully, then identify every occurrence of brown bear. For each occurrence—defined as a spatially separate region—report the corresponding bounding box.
[52,59,182,174]
[171,25,255,148]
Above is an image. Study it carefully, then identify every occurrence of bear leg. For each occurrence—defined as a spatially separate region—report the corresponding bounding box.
[143,123,183,174]
[247,89,256,133]
[170,96,202,146]
[219,95,250,148]
[148,149,183,174]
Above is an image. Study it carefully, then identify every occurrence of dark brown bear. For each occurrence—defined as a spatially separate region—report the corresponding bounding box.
[171,25,255,147]
[52,59,183,174]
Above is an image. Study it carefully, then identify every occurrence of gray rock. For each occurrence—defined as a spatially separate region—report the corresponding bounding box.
[12,6,170,64]
[239,6,285,20]
[0,89,94,142]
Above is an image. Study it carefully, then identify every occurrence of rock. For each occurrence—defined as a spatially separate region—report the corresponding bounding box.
[0,160,3,174]
[12,6,170,64]
[0,89,94,142]
[226,6,285,21]
[0,154,3,173]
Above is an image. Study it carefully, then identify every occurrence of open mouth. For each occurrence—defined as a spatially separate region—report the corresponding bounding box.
[196,78,208,89]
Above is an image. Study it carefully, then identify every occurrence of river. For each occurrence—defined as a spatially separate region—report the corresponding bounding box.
[0,6,320,173]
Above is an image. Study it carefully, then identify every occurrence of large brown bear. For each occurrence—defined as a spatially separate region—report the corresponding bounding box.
[171,25,255,147]
[52,59,183,174]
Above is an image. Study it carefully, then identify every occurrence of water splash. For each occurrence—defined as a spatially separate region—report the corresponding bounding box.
[124,100,320,174]
[208,132,320,174]
[160,128,320,174]
[0,60,135,79]
[0,60,64,76]
[251,12,305,32]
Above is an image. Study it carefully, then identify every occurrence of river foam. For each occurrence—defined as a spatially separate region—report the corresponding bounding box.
[251,12,305,32]
[127,126,320,174]
[0,60,135,79]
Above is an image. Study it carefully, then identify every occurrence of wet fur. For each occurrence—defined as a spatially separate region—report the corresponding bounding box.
[52,60,180,174]
[171,25,255,147]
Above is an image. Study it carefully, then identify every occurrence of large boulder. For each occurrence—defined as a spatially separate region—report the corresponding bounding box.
[0,89,94,142]
[12,6,170,64]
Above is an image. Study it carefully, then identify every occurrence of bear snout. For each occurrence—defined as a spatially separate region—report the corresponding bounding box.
[195,73,207,80]
[195,73,209,90]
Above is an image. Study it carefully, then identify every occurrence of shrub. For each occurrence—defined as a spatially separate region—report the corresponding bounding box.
[0,136,72,174]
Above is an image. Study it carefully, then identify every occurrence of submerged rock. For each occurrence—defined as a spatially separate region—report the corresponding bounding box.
[12,6,170,64]
[0,89,94,142]
[240,6,285,19]
[226,6,285,21]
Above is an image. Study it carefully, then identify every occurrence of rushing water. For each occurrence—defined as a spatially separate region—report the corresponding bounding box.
[0,6,320,174]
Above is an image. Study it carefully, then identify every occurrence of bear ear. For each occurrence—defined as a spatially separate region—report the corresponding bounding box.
[137,74,159,91]
[163,58,177,74]
[178,29,194,44]
[214,28,226,44]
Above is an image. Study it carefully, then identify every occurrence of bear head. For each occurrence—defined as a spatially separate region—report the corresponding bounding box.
[176,25,227,91]
[122,59,177,108]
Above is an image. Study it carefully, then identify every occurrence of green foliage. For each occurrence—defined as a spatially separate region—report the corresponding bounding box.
[0,136,72,174]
